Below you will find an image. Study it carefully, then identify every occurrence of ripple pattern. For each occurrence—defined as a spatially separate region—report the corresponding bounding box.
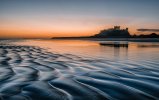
[0,44,159,100]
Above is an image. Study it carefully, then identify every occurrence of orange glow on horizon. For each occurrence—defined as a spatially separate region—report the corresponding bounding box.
[0,23,157,38]
[0,0,158,39]
[1,15,148,38]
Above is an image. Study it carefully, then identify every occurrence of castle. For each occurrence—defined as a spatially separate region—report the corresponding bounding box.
[111,26,128,31]
[93,26,130,38]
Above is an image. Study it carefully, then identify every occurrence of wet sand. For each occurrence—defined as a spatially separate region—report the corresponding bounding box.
[0,40,159,100]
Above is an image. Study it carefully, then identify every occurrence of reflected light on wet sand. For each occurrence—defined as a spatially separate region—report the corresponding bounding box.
[14,39,159,61]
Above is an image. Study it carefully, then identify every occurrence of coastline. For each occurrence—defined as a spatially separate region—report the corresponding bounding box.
[52,38,159,42]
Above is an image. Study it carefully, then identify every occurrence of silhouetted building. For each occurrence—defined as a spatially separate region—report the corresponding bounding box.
[126,28,128,31]
[114,26,120,30]
[93,26,130,38]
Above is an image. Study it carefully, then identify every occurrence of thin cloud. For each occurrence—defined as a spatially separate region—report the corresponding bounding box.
[137,29,159,32]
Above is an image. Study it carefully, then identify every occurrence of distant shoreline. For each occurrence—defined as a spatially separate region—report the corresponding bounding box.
[0,38,159,42]
[52,37,159,42]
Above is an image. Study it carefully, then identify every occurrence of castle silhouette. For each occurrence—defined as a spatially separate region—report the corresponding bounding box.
[52,26,159,39]
[93,26,130,38]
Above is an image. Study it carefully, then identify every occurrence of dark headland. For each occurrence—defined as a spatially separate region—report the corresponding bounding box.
[52,26,159,42]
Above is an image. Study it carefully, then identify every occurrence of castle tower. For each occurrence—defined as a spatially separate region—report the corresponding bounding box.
[114,26,120,30]
[126,28,128,31]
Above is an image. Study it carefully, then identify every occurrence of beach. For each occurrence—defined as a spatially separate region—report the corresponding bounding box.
[0,39,159,100]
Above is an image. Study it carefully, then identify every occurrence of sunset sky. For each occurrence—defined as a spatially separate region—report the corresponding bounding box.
[0,0,159,38]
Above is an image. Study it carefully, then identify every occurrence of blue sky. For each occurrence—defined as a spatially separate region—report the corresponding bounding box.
[0,0,159,38]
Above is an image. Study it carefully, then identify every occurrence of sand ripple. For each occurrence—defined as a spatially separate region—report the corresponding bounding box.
[0,44,159,100]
